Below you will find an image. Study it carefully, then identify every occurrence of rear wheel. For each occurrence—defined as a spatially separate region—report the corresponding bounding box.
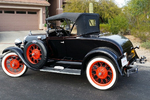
[2,52,27,77]
[86,57,118,90]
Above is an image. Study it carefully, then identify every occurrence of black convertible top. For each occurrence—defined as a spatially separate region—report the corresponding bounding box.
[46,13,81,22]
[46,13,99,22]
[46,13,100,35]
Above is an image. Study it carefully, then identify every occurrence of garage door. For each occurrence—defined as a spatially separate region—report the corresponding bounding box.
[0,9,39,31]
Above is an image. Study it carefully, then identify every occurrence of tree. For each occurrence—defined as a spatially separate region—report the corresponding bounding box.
[124,0,150,42]
[108,14,129,34]
[127,0,150,28]
[63,0,121,23]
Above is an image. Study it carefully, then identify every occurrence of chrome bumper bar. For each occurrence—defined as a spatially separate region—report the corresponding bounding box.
[126,65,138,77]
[126,56,147,77]
[136,56,147,64]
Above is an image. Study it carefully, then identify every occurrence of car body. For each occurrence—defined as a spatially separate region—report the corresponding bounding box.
[1,13,146,90]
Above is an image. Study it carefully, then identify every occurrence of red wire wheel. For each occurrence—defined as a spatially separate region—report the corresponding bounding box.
[2,53,27,77]
[86,57,118,90]
[89,61,113,86]
[24,42,47,69]
[26,44,42,64]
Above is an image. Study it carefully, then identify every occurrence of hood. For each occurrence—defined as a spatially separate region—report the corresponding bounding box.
[24,34,47,44]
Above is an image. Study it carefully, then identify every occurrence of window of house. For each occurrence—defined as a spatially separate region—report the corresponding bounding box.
[28,12,37,14]
[89,19,96,26]
[4,11,15,14]
[16,11,26,14]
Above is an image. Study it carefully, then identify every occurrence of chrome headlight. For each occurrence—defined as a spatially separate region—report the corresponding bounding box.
[15,39,22,47]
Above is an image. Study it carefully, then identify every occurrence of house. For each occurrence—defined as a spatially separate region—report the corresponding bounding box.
[0,0,66,31]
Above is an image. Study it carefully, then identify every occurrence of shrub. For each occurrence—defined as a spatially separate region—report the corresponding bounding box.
[141,41,150,49]
[108,15,129,35]
[131,26,150,42]
[99,24,110,32]
[44,23,47,27]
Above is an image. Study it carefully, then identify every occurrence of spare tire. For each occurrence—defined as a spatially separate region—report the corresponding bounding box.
[24,40,48,69]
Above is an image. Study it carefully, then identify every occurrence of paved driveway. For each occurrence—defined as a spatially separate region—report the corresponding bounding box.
[0,64,149,100]
[0,30,46,54]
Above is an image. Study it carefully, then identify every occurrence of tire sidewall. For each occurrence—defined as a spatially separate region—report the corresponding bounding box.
[24,41,47,69]
[2,52,27,77]
[86,57,117,90]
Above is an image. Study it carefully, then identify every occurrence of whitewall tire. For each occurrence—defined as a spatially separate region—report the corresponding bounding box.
[86,57,118,90]
[2,52,27,77]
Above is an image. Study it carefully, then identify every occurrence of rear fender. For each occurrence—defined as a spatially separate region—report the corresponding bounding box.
[82,48,123,76]
[2,46,38,70]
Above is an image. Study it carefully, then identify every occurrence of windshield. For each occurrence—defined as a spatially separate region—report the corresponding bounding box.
[47,20,77,35]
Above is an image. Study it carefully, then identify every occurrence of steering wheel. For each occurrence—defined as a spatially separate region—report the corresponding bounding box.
[55,26,70,36]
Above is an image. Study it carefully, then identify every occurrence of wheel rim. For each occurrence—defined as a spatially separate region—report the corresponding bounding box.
[4,55,25,75]
[26,44,42,64]
[89,61,113,86]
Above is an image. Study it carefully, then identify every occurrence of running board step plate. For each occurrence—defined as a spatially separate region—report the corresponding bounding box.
[40,67,81,75]
[56,61,82,65]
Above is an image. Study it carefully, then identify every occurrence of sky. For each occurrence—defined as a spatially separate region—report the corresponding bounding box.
[114,0,130,8]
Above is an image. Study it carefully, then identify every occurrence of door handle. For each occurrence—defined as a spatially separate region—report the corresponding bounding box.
[60,41,64,44]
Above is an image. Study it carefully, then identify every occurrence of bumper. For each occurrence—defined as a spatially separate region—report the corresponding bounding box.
[136,56,147,64]
[126,65,138,77]
[125,56,147,77]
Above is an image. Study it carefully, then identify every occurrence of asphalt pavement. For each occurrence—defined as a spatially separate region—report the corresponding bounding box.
[0,64,149,100]
[0,30,46,54]
[0,31,150,100]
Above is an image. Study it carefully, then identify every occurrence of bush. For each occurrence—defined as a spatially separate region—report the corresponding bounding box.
[131,26,150,42]
[141,41,150,49]
[108,15,129,35]
[44,23,47,27]
[99,24,110,32]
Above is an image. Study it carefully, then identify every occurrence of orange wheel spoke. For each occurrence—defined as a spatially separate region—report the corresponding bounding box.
[92,68,97,72]
[105,64,108,68]
[4,54,25,75]
[26,44,42,64]
[9,67,12,70]
[90,60,114,86]
[19,67,22,70]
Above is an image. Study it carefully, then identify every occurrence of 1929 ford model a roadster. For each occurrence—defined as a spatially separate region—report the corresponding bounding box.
[1,13,146,90]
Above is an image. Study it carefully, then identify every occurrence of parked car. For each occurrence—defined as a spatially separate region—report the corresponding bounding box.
[1,13,146,90]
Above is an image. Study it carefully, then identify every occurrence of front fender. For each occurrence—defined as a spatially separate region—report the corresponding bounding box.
[82,48,123,76]
[2,46,38,70]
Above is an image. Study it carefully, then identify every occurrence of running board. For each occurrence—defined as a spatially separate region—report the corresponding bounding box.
[56,61,82,65]
[40,66,81,75]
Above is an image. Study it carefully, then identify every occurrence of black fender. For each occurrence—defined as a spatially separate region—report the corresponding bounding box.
[82,47,123,76]
[2,46,38,70]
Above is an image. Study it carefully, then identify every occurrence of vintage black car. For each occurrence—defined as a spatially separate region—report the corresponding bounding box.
[1,13,146,90]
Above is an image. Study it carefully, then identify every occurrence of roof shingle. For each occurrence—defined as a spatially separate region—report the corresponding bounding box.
[0,0,50,6]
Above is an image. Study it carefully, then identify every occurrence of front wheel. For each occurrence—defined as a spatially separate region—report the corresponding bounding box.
[2,52,27,77]
[86,57,118,90]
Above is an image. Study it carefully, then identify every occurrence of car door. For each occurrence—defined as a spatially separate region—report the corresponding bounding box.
[64,37,94,61]
[47,37,66,59]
